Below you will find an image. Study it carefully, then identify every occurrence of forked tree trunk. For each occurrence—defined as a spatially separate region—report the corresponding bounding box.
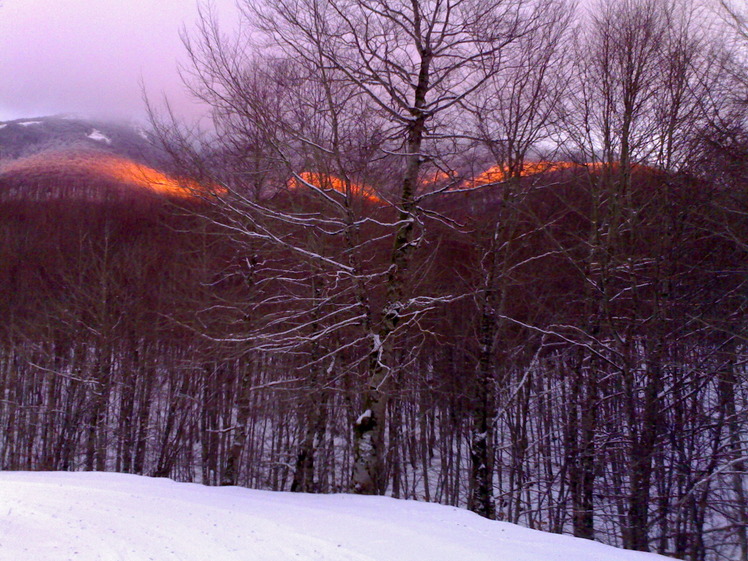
[351,103,428,495]
[221,360,253,487]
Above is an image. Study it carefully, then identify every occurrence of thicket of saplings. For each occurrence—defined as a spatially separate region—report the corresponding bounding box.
[0,159,745,559]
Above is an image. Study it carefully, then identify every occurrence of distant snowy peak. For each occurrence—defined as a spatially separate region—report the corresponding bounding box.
[0,115,165,165]
[87,129,112,144]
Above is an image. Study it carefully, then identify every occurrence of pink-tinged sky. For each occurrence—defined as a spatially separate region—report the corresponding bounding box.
[0,0,237,122]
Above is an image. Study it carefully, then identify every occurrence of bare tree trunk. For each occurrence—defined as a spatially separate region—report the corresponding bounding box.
[718,343,748,561]
[567,356,597,541]
[468,301,498,519]
[222,360,254,487]
[352,106,428,494]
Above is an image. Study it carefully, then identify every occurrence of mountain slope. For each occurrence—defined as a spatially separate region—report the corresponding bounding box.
[0,148,197,200]
[0,115,158,163]
[0,116,207,201]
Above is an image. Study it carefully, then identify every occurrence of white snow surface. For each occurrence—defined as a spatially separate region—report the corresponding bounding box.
[135,126,150,140]
[87,129,111,144]
[0,471,670,561]
[17,120,42,126]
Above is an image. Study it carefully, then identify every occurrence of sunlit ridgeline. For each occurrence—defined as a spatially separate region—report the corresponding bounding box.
[0,150,207,201]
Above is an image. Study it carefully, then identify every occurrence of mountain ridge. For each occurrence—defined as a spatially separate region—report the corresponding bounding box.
[0,115,162,166]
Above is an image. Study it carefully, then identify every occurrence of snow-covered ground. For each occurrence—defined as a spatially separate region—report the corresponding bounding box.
[87,129,112,144]
[0,472,670,561]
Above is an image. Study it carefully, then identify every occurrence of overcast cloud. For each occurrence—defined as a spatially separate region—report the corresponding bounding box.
[0,0,236,123]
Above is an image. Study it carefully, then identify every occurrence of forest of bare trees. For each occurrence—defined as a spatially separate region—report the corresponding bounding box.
[1,0,747,560]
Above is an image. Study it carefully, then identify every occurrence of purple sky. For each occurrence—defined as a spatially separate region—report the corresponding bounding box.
[0,0,237,123]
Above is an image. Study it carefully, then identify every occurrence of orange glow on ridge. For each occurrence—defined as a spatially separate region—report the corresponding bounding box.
[289,172,381,203]
[0,150,205,198]
[465,161,581,188]
[420,169,456,187]
[96,156,199,197]
[464,161,654,189]
[278,161,648,205]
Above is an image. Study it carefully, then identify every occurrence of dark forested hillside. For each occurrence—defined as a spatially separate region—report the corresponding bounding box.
[1,156,745,560]
[2,0,748,559]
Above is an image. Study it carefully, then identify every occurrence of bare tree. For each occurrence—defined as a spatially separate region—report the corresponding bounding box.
[174,0,536,499]
[561,0,672,545]
[459,0,574,519]
[720,0,748,42]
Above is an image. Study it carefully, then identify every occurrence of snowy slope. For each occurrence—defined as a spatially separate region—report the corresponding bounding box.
[0,116,161,164]
[0,472,670,561]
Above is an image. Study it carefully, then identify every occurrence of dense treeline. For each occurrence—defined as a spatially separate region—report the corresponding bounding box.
[2,0,748,560]
[1,165,745,559]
